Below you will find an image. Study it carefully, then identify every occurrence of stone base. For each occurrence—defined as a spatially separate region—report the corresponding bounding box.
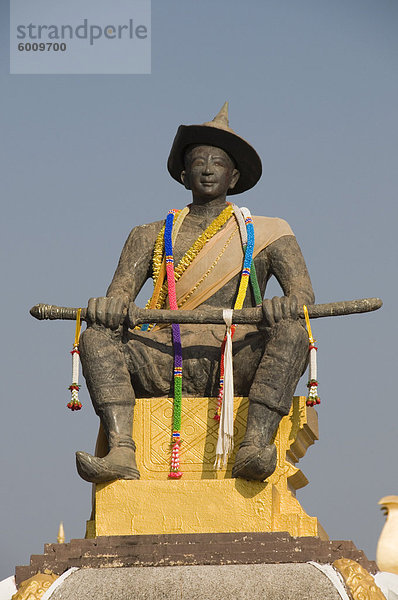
[92,478,327,538]
[90,396,323,539]
[27,564,354,600]
[15,531,377,586]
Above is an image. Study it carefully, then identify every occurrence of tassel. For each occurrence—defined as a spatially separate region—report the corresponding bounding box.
[67,308,82,411]
[169,432,182,479]
[303,305,320,407]
[215,309,234,469]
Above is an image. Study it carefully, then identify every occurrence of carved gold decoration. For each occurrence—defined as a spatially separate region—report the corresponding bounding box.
[333,558,386,600]
[96,395,317,482]
[12,571,58,600]
[93,396,326,539]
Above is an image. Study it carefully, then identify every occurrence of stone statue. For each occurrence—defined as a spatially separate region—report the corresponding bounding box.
[75,103,315,483]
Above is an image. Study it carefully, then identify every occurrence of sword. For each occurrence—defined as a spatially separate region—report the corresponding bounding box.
[30,297,382,328]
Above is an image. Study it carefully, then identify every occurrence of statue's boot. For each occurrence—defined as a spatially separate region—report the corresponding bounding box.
[75,391,140,483]
[76,442,139,483]
[233,319,309,481]
[77,327,140,483]
[232,403,280,481]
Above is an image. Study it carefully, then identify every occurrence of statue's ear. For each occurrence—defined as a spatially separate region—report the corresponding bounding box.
[229,169,240,191]
[180,170,190,190]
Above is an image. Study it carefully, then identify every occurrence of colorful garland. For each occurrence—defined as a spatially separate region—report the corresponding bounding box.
[232,204,262,305]
[164,210,183,478]
[140,207,190,332]
[235,210,255,307]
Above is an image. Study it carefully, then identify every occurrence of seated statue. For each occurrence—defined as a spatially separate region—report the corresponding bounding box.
[76,103,315,484]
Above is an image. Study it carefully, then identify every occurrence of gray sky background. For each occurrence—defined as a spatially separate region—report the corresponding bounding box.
[1,0,397,580]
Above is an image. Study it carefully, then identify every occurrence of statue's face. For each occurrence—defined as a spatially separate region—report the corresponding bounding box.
[181,145,240,201]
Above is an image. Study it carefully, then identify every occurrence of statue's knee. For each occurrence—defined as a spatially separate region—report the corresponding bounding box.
[283,321,309,370]
[291,320,309,350]
[80,325,120,362]
[272,319,308,350]
[260,320,309,382]
[80,326,103,355]
[279,320,310,375]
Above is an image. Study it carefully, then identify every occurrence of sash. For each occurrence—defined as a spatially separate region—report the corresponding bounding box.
[174,216,293,310]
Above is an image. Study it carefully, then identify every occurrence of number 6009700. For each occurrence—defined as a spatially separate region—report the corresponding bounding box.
[18,42,67,51]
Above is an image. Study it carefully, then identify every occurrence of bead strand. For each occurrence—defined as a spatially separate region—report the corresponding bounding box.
[164,210,184,479]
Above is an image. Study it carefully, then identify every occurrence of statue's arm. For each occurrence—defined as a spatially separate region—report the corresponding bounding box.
[266,234,315,306]
[106,221,163,301]
[256,234,314,326]
[86,221,163,329]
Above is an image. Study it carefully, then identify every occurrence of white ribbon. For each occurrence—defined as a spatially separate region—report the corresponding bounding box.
[215,308,234,469]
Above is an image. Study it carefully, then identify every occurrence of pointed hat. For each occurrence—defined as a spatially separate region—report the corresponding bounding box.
[167,102,262,195]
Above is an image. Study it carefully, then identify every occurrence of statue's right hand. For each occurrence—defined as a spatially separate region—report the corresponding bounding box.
[87,296,128,330]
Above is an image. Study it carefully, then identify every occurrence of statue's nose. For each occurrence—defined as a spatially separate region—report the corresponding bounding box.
[203,163,213,175]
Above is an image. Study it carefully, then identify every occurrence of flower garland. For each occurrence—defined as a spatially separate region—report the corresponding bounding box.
[140,207,190,332]
[67,308,82,411]
[303,304,320,407]
[230,204,262,306]
[240,207,262,303]
[164,210,183,478]
[152,207,190,300]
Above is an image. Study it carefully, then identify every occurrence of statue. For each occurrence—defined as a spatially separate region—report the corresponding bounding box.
[29,104,382,484]
[74,102,315,484]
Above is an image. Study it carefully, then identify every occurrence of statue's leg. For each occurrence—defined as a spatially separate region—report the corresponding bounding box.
[75,326,140,483]
[232,319,308,481]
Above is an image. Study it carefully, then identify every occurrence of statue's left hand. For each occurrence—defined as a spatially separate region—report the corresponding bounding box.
[86,296,129,330]
[261,295,298,327]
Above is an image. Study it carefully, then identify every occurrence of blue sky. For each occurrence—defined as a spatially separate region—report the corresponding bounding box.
[1,0,397,579]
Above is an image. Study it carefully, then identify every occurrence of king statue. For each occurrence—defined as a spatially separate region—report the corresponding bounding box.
[76,103,315,484]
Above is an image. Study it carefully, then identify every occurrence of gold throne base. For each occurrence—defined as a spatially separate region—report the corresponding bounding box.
[88,396,327,539]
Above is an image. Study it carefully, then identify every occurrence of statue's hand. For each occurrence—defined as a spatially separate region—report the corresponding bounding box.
[87,296,129,330]
[262,295,298,326]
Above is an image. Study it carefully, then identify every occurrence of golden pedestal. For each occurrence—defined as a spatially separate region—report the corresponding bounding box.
[89,396,326,539]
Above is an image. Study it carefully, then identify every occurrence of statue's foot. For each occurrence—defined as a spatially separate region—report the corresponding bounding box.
[232,443,277,481]
[76,447,140,483]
